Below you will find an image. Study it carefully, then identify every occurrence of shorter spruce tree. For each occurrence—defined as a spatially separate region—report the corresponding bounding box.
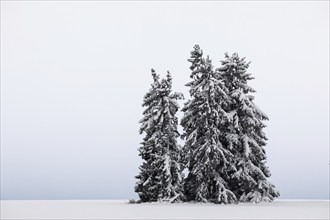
[135,69,184,203]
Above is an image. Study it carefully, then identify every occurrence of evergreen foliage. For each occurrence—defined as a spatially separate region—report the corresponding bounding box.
[216,53,280,203]
[134,45,279,204]
[135,69,184,203]
[181,45,237,204]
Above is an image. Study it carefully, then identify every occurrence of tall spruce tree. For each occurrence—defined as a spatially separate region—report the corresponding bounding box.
[216,53,279,203]
[135,69,184,203]
[181,45,237,204]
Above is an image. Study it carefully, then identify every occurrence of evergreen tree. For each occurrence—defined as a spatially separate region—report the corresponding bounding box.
[216,53,280,203]
[135,69,184,203]
[181,45,237,204]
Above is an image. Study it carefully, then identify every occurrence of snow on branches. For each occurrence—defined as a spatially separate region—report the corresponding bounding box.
[135,69,184,203]
[135,45,279,204]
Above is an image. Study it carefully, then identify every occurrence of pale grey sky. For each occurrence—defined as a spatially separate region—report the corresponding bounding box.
[1,1,329,200]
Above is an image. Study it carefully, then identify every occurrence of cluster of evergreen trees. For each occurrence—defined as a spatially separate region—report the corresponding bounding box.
[135,45,279,204]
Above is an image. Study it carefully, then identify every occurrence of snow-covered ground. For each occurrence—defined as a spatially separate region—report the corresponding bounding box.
[1,200,329,219]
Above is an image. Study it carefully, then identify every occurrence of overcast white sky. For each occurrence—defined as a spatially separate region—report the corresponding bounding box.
[1,1,329,200]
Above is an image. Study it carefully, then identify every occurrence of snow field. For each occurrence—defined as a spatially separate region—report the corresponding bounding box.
[1,200,329,219]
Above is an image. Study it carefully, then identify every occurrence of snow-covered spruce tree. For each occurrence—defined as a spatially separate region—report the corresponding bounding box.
[181,45,237,204]
[216,53,279,203]
[135,69,184,203]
